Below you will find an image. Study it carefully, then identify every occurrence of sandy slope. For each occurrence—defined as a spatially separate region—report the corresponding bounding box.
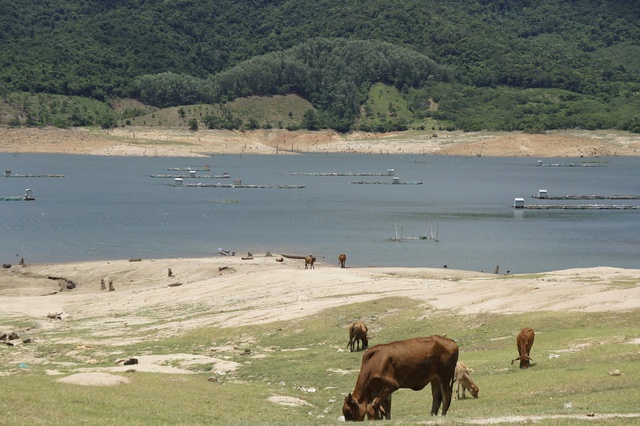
[2,256,639,339]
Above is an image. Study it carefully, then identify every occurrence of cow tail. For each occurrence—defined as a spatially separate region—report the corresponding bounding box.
[450,349,459,391]
[450,371,455,392]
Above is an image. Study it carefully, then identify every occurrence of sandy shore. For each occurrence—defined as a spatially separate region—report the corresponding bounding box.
[2,255,639,337]
[1,126,640,157]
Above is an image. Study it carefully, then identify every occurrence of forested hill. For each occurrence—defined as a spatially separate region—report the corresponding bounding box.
[1,0,640,132]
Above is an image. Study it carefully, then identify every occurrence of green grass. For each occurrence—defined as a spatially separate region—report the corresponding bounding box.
[1,297,639,425]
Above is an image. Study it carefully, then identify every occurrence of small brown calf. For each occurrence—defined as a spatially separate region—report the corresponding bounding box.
[454,362,479,399]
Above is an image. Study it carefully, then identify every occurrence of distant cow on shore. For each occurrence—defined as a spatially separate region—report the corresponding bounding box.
[347,321,368,352]
[305,255,316,269]
[512,327,535,369]
[339,253,347,268]
[454,362,479,399]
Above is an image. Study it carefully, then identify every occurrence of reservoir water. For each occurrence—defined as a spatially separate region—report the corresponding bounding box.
[1,153,638,273]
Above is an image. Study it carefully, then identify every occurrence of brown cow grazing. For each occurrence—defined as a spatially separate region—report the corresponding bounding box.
[347,321,369,352]
[342,335,459,421]
[454,362,479,399]
[512,327,535,369]
[304,255,316,269]
[339,253,347,268]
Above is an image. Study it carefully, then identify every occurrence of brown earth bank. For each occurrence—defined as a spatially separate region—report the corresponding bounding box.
[1,126,640,157]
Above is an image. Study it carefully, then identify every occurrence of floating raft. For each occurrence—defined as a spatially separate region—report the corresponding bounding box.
[167,165,210,171]
[151,173,230,178]
[535,160,607,167]
[516,204,639,210]
[2,172,64,178]
[180,183,305,189]
[1,189,34,201]
[351,181,422,185]
[280,168,395,177]
[280,172,389,176]
[532,195,640,200]
[0,196,34,201]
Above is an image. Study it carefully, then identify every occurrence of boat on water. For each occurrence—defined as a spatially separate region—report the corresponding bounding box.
[391,223,438,242]
[280,254,308,259]
[218,248,236,256]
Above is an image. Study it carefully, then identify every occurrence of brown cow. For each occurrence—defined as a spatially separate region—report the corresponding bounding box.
[342,335,459,421]
[304,255,316,269]
[347,321,369,352]
[339,253,347,268]
[454,362,479,399]
[512,327,535,369]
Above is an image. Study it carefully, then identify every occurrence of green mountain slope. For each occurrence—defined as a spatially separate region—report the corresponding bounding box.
[1,0,639,132]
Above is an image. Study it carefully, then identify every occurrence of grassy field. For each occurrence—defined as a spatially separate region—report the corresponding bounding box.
[1,297,639,425]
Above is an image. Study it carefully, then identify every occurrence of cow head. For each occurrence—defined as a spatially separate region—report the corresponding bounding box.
[343,393,366,421]
[468,383,479,398]
[511,354,532,369]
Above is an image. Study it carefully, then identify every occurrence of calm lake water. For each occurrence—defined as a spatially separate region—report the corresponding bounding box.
[1,153,638,273]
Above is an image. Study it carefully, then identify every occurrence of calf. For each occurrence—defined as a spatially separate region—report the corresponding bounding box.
[343,335,459,421]
[454,362,479,399]
[347,321,369,352]
[512,327,535,369]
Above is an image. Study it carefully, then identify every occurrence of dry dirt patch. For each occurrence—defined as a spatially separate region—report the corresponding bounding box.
[56,372,131,386]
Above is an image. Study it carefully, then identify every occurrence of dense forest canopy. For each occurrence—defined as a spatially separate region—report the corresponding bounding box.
[1,0,639,132]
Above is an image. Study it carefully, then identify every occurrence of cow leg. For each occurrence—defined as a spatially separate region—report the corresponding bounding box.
[440,375,454,415]
[368,394,392,420]
[430,380,443,415]
[370,395,390,420]
[384,394,392,420]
